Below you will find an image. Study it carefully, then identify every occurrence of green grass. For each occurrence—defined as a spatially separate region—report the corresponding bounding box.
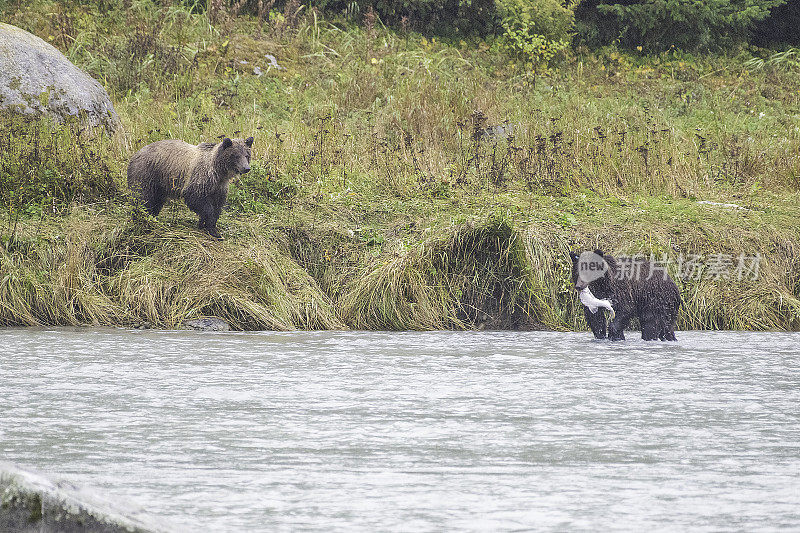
[1,0,799,331]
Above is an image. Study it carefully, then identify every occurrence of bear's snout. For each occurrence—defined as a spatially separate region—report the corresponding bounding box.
[241,166,251,174]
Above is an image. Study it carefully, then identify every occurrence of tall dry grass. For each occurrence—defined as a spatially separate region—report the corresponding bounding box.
[1,1,799,331]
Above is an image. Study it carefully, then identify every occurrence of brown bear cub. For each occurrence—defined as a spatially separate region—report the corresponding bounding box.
[570,250,681,341]
[127,136,253,239]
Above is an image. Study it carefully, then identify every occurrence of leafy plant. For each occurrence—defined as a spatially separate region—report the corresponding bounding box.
[0,113,119,210]
[497,0,574,67]
[227,161,298,212]
[744,47,800,72]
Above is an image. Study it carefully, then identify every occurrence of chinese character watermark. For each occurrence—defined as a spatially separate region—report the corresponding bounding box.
[580,253,762,282]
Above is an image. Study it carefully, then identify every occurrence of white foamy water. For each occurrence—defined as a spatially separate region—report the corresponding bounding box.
[1,328,799,531]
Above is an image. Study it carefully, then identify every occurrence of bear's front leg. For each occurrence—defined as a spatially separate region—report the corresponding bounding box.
[204,194,226,240]
[584,307,607,339]
[185,192,221,239]
[196,204,216,236]
[196,207,222,239]
[607,312,630,341]
[200,207,222,239]
[206,225,222,239]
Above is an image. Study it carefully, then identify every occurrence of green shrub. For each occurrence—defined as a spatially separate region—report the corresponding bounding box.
[498,0,574,67]
[498,0,575,42]
[227,161,298,212]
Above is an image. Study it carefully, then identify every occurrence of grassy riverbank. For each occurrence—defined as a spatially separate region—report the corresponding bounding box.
[1,1,799,331]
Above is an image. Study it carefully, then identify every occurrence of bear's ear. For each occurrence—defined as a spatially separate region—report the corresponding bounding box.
[245,136,254,148]
[594,249,604,257]
[221,138,233,150]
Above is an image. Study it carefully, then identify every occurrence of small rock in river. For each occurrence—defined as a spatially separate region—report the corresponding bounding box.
[182,317,230,332]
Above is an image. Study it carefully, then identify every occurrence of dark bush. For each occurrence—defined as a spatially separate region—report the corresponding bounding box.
[576,0,788,51]
[751,0,800,46]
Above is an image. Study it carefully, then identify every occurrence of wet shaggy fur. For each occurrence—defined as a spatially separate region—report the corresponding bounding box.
[127,136,253,238]
[570,250,681,341]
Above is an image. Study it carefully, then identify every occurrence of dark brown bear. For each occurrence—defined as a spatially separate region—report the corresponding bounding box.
[127,137,253,239]
[570,250,681,341]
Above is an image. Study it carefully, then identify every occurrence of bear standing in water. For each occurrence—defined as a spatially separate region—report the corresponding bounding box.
[570,250,681,341]
[127,136,253,239]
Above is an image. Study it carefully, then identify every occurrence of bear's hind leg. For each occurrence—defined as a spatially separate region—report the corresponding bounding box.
[658,299,680,341]
[667,304,679,341]
[140,182,168,216]
[639,306,665,341]
[145,194,167,217]
[664,291,680,341]
[662,319,677,341]
[641,320,660,341]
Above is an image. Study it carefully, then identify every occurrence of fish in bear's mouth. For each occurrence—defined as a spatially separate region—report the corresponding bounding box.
[578,287,615,321]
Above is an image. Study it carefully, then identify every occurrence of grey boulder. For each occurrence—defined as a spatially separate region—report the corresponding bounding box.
[182,317,231,332]
[0,23,121,133]
[0,463,171,533]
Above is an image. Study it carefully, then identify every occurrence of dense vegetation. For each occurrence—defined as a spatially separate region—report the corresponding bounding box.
[1,0,799,331]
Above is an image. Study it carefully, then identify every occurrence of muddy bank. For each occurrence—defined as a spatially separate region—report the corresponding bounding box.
[1,214,799,332]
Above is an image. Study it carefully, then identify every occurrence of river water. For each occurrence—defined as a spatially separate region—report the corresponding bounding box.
[1,329,799,531]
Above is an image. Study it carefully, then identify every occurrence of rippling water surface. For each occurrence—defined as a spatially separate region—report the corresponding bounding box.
[1,329,799,531]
